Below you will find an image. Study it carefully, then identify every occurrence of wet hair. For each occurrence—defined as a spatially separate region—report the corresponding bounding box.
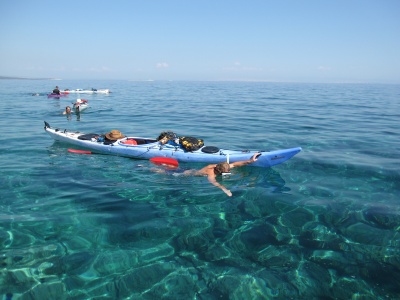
[214,162,230,175]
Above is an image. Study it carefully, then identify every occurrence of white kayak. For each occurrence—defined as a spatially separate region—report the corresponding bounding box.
[63,89,111,94]
[72,99,89,113]
[72,103,89,113]
[44,122,302,167]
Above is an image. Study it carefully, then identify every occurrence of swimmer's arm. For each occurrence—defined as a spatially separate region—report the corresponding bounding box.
[208,176,232,197]
[230,152,260,168]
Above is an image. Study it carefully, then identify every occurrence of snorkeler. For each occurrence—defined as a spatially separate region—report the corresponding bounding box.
[182,152,261,196]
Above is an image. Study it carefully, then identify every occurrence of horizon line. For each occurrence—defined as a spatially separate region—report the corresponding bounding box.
[0,75,398,85]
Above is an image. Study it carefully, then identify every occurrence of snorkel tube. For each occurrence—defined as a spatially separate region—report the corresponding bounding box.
[222,153,231,176]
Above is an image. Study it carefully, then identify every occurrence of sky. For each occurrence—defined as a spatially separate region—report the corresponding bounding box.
[0,0,399,83]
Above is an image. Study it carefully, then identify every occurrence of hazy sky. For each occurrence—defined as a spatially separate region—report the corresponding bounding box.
[1,0,399,83]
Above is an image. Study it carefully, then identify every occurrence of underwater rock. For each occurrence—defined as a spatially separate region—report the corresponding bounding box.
[61,235,92,251]
[254,245,301,269]
[224,212,245,229]
[106,220,176,246]
[278,207,315,230]
[61,275,88,294]
[138,242,175,264]
[342,222,394,246]
[209,273,299,299]
[256,269,299,298]
[173,230,213,254]
[93,250,139,276]
[288,261,332,298]
[363,206,400,229]
[318,207,356,229]
[0,229,13,248]
[25,281,66,300]
[330,276,377,300]
[230,275,281,299]
[203,244,232,262]
[382,246,400,271]
[141,271,200,299]
[308,250,358,275]
[299,223,346,251]
[61,252,95,276]
[116,261,176,297]
[240,223,286,252]
[6,268,37,292]
[239,194,270,218]
[212,227,229,239]
[208,274,242,298]
[270,198,298,214]
[357,260,400,296]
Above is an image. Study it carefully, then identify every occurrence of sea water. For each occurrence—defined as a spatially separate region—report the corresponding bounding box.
[0,80,399,299]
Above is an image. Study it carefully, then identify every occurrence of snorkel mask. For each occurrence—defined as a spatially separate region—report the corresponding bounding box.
[222,153,231,176]
[214,166,231,177]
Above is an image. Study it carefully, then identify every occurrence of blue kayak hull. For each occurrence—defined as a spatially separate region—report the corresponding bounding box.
[44,122,301,167]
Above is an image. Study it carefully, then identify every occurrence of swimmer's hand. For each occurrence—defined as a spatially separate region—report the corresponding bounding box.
[225,189,232,197]
[252,152,261,162]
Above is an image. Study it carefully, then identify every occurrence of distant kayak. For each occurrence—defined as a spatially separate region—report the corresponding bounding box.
[63,89,111,94]
[72,99,89,113]
[72,103,89,113]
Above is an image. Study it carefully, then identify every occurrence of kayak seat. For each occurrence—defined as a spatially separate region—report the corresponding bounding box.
[134,138,157,145]
[201,146,220,154]
[78,133,100,140]
[122,139,138,145]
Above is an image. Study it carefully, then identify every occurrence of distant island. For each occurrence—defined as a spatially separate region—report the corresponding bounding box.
[0,76,59,80]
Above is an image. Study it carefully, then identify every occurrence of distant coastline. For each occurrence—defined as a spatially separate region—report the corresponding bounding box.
[0,76,59,80]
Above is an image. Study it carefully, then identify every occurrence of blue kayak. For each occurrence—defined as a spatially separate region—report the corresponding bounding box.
[44,122,301,167]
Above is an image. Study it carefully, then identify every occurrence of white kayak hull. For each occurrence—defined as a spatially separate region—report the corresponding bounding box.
[63,89,110,94]
[72,103,89,113]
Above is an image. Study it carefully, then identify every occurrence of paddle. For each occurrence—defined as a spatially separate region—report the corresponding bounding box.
[68,149,92,154]
[150,157,179,169]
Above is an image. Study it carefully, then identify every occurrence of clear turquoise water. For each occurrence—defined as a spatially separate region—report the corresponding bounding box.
[0,80,399,299]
